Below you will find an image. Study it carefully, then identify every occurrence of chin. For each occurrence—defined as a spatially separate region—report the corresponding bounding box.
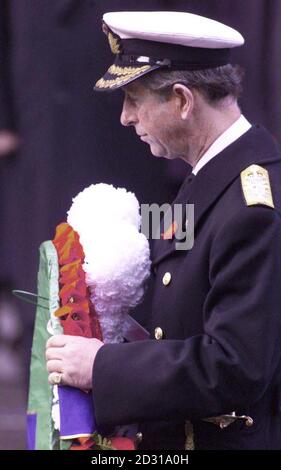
[149,145,167,158]
[151,150,175,160]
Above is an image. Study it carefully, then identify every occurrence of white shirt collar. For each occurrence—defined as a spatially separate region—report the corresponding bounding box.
[192,115,252,175]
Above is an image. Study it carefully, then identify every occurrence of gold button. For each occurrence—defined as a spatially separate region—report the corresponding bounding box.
[69,296,74,303]
[154,327,164,340]
[162,272,171,286]
[135,432,143,444]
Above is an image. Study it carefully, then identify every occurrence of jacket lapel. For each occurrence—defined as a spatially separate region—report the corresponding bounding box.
[152,125,281,267]
[152,173,196,265]
[191,125,281,231]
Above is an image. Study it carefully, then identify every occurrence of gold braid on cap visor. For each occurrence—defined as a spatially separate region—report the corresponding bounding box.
[95,64,151,89]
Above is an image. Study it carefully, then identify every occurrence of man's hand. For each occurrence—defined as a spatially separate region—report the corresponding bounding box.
[46,335,103,390]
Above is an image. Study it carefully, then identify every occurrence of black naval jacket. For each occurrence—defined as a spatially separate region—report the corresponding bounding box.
[93,125,281,450]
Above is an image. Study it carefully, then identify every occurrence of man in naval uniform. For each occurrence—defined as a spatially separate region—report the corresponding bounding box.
[46,11,281,449]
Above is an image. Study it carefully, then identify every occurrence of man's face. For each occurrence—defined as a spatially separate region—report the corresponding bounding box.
[120,81,186,159]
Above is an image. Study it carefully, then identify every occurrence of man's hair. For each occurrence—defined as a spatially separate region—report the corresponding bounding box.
[139,64,244,104]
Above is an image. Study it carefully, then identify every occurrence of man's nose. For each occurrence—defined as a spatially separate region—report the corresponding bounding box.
[120,103,136,127]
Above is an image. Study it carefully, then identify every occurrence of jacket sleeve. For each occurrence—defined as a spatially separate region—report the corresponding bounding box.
[0,0,16,131]
[92,206,281,427]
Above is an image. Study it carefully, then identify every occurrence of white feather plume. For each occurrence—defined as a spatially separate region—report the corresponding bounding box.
[67,183,151,343]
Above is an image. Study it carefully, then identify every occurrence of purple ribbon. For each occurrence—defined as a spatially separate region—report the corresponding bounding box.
[58,386,96,437]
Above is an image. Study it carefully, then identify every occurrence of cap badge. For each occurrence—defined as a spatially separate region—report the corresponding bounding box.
[102,22,122,55]
[108,31,121,55]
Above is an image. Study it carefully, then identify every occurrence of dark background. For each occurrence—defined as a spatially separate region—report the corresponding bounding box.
[0,0,280,449]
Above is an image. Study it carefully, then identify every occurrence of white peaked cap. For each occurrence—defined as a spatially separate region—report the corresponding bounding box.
[95,11,244,91]
[104,11,244,49]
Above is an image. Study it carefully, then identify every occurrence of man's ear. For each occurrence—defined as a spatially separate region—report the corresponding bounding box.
[172,84,194,120]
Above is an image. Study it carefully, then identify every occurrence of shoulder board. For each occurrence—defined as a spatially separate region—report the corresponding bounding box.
[240,164,274,208]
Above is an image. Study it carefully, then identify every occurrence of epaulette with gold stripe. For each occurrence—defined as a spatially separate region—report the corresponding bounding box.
[240,164,274,208]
